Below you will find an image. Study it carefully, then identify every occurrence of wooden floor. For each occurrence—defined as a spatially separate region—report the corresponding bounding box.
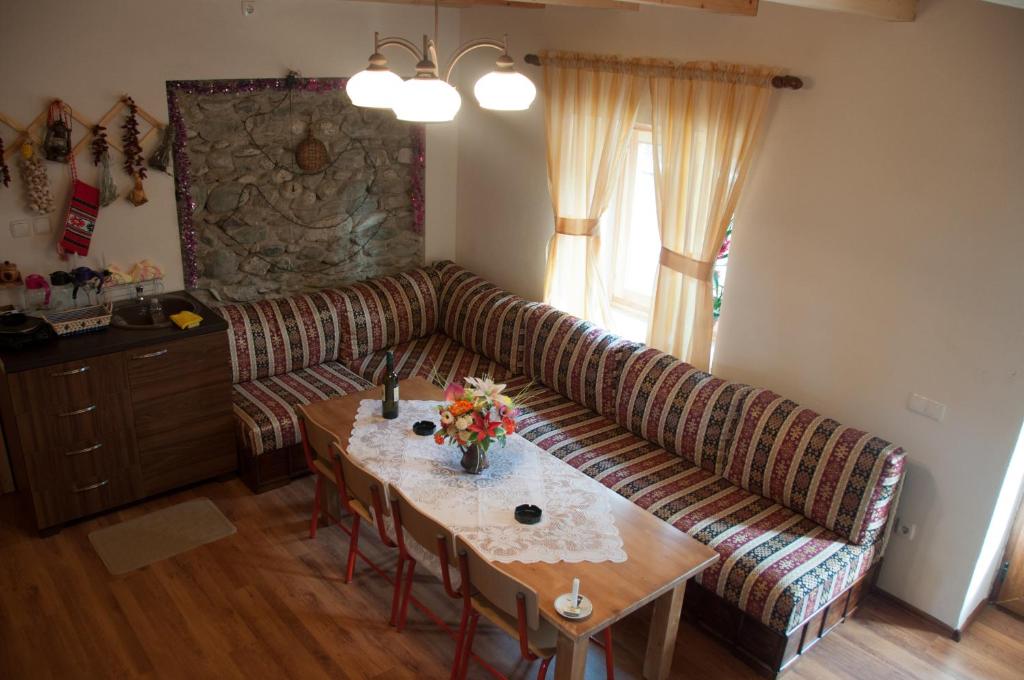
[1,476,1022,680]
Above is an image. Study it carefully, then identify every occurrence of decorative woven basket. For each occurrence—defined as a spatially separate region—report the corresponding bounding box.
[42,303,113,336]
[295,130,328,173]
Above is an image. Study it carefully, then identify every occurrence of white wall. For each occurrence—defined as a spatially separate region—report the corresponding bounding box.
[454,0,1024,629]
[0,0,459,301]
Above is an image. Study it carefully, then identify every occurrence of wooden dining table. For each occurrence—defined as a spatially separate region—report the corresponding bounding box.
[302,377,719,680]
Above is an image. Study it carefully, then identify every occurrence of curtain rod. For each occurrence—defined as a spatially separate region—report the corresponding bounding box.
[522,54,803,90]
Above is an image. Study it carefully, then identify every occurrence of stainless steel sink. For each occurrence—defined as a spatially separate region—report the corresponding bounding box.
[110,294,198,330]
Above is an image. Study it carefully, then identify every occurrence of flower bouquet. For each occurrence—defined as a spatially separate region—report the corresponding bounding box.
[434,377,520,474]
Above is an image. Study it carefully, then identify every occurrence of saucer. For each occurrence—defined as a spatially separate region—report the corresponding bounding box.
[554,593,593,620]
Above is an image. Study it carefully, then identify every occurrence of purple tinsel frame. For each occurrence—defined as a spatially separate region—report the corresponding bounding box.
[166,77,426,289]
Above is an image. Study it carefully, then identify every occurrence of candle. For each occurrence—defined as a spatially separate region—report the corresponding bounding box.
[571,578,580,609]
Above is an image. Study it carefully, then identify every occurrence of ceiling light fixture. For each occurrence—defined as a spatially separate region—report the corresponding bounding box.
[347,1,536,123]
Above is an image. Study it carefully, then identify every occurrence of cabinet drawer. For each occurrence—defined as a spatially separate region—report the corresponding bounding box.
[15,392,137,455]
[8,353,129,415]
[31,466,143,529]
[126,332,231,402]
[134,381,236,495]
[24,435,139,492]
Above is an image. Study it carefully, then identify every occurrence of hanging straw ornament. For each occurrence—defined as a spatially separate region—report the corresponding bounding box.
[148,125,173,174]
[90,125,117,207]
[18,142,55,214]
[128,175,148,206]
[121,95,148,206]
[43,100,73,163]
[0,137,11,188]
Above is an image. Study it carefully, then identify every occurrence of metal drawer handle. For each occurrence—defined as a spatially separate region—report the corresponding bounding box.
[51,366,90,377]
[59,404,97,417]
[132,349,169,360]
[65,442,103,457]
[72,479,110,493]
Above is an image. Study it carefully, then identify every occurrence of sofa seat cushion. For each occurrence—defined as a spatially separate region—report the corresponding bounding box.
[218,291,344,383]
[233,362,373,456]
[615,346,752,474]
[521,304,638,420]
[725,388,906,546]
[434,261,537,373]
[333,267,441,363]
[346,333,517,386]
[513,380,877,635]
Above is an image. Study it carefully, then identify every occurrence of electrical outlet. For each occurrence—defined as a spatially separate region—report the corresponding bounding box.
[895,519,917,541]
[241,0,256,16]
[32,216,50,235]
[907,393,947,422]
[9,220,29,238]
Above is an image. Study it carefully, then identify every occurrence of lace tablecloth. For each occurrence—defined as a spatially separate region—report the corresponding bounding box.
[347,400,627,564]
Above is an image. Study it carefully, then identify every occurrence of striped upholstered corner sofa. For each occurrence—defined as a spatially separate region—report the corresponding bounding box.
[216,261,906,677]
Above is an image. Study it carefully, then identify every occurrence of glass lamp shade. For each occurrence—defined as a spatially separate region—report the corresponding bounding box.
[393,77,462,123]
[474,70,537,111]
[346,68,404,109]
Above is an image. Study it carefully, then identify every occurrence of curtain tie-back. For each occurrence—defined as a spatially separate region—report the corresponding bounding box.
[554,217,598,236]
[660,247,713,280]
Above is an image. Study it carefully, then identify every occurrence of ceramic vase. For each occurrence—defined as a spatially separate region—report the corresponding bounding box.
[459,443,489,474]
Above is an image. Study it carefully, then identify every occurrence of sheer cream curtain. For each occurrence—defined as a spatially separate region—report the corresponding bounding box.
[647,64,776,370]
[541,52,643,325]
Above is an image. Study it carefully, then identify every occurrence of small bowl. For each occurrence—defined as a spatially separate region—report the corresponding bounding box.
[514,504,542,525]
[412,420,437,436]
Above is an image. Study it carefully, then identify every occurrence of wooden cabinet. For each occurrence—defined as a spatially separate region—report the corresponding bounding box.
[0,327,236,532]
[127,333,235,496]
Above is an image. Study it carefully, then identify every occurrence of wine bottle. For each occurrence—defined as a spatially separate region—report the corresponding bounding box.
[382,350,399,419]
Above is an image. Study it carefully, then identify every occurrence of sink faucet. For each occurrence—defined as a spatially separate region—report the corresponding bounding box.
[135,285,145,304]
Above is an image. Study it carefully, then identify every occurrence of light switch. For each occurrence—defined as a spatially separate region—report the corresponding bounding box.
[907,393,947,422]
[9,220,29,238]
[32,217,50,235]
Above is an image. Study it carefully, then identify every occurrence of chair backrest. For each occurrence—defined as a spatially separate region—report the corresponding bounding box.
[297,404,339,473]
[456,536,541,632]
[389,484,456,562]
[334,443,389,520]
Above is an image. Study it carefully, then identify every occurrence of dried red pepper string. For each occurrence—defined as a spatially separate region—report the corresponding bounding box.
[121,96,147,180]
[0,137,10,188]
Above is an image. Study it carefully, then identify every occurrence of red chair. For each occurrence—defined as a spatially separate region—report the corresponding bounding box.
[297,407,394,586]
[296,406,346,541]
[454,537,615,680]
[389,485,468,679]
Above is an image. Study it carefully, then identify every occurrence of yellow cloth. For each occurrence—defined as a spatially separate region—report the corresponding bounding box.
[170,310,203,330]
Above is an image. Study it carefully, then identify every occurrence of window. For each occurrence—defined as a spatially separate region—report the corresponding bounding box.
[602,125,733,347]
[602,127,660,343]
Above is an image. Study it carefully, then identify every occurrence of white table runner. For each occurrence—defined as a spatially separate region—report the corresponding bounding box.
[347,400,627,564]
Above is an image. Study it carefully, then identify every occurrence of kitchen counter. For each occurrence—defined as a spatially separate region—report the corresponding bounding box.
[0,292,227,374]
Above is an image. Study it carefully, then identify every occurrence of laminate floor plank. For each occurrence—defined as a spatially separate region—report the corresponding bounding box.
[2,476,1022,680]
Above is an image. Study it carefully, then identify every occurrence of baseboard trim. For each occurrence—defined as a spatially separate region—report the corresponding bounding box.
[952,597,989,642]
[871,587,984,642]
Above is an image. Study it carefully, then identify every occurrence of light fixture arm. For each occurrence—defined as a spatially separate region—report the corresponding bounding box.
[443,36,509,83]
[375,32,424,62]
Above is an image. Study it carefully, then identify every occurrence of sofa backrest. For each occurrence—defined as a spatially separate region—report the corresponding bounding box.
[218,291,344,384]
[522,304,637,420]
[434,261,536,374]
[723,388,906,545]
[333,266,441,363]
[614,347,752,474]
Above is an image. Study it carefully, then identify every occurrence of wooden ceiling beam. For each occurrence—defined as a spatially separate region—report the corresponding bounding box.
[501,0,641,10]
[766,0,916,21]
[626,0,757,15]
[343,0,920,19]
